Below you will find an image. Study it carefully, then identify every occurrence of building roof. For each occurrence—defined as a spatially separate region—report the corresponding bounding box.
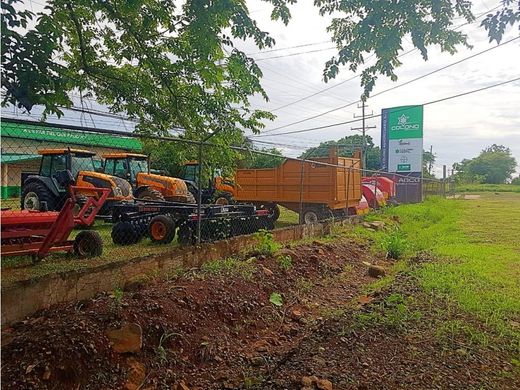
[102,153,148,159]
[1,154,40,164]
[38,148,96,156]
[1,118,142,151]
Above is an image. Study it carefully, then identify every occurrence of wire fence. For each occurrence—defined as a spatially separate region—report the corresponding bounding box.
[0,118,453,266]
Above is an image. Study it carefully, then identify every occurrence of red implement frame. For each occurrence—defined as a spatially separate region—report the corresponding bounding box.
[1,186,110,259]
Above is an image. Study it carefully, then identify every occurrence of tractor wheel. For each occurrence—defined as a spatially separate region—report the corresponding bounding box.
[74,230,103,258]
[112,221,141,245]
[214,192,234,205]
[185,191,197,204]
[138,188,165,201]
[21,182,58,211]
[148,215,176,244]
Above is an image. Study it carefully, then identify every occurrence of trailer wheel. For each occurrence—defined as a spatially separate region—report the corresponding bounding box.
[149,215,176,244]
[74,230,103,258]
[112,221,141,245]
[302,208,319,224]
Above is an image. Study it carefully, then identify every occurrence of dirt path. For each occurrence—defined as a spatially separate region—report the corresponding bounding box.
[2,237,519,389]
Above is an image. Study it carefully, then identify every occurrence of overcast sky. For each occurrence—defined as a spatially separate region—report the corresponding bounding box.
[239,0,520,176]
[4,0,520,177]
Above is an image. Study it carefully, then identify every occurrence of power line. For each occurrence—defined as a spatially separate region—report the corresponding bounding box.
[247,41,331,55]
[252,76,520,138]
[265,3,504,113]
[256,35,519,135]
[253,46,337,61]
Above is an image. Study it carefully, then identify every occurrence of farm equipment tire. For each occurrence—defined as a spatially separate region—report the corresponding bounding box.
[112,221,141,245]
[74,230,103,258]
[319,209,334,221]
[302,208,320,225]
[21,182,57,211]
[148,215,176,244]
[138,188,165,201]
[214,192,234,205]
[186,191,197,204]
[178,224,194,246]
[268,204,280,221]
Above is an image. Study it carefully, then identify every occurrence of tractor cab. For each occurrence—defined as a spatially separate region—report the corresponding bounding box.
[103,153,149,185]
[38,149,96,190]
[102,153,192,202]
[181,161,235,205]
[21,149,133,212]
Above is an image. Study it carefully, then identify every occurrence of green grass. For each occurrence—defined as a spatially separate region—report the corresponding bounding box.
[1,204,300,285]
[455,183,520,193]
[379,193,520,349]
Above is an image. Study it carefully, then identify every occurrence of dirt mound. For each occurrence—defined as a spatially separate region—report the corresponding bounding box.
[1,239,376,389]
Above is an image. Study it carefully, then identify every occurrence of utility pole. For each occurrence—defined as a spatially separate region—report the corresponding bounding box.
[352,101,376,172]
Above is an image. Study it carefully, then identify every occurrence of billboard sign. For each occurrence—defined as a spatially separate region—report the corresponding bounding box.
[381,105,424,202]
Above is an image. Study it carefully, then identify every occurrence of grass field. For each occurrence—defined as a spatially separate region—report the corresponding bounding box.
[359,192,520,351]
[455,183,520,193]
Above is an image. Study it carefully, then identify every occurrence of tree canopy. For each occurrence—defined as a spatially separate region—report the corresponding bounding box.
[2,0,518,136]
[299,134,381,171]
[453,144,518,184]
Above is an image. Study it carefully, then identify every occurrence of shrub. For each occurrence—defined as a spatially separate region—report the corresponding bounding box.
[277,254,292,271]
[382,229,408,259]
[254,229,280,256]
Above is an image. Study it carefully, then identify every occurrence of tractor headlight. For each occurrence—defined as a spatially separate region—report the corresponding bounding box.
[114,187,123,197]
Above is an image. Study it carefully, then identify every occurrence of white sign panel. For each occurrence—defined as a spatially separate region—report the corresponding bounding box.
[388,138,423,173]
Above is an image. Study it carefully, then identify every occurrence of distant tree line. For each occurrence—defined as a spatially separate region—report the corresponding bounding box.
[453,145,518,184]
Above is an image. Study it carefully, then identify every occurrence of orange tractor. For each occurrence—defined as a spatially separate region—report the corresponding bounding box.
[21,149,133,214]
[102,153,194,203]
[181,161,236,205]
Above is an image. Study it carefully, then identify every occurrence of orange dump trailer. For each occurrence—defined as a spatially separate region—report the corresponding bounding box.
[235,151,362,224]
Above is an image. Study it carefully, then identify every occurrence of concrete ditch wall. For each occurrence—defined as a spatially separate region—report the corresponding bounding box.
[1,220,352,326]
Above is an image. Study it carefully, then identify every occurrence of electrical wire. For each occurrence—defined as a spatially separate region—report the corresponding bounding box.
[253,76,520,138]
[264,3,504,113]
[256,36,519,135]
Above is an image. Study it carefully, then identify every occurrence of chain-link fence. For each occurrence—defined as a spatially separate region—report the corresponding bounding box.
[1,118,448,266]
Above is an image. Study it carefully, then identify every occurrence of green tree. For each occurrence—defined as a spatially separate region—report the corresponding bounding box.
[299,134,381,171]
[242,147,285,169]
[453,144,517,184]
[423,150,436,178]
[3,0,519,128]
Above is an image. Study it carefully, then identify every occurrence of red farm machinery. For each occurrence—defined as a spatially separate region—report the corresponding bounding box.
[1,186,110,262]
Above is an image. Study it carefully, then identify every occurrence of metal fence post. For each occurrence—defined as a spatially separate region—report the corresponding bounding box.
[298,159,305,225]
[442,165,447,198]
[196,142,203,245]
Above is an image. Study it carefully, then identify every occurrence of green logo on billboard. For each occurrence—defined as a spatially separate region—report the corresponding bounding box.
[388,106,423,140]
[397,164,411,171]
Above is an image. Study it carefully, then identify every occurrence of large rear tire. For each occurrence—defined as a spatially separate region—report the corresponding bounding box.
[148,215,176,244]
[21,182,58,211]
[112,221,141,245]
[74,230,103,258]
[214,192,234,205]
[137,188,165,201]
[185,191,197,204]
